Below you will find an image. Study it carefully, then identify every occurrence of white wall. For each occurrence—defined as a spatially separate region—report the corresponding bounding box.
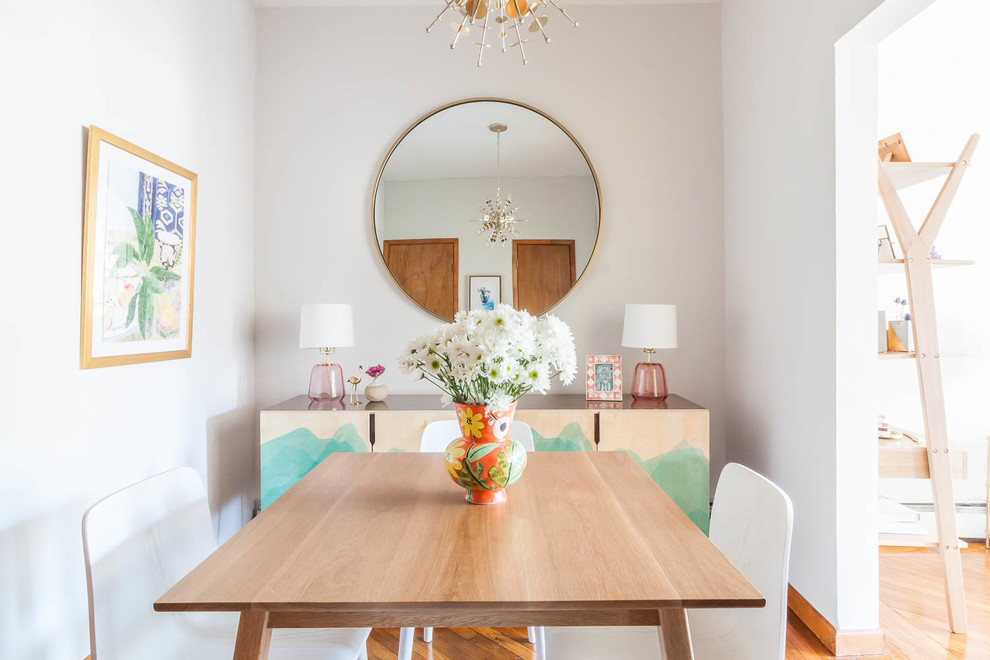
[254,5,727,481]
[0,1,256,658]
[876,0,990,534]
[381,175,599,310]
[721,0,891,632]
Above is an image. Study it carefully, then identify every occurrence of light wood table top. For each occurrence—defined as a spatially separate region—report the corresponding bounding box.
[156,452,763,659]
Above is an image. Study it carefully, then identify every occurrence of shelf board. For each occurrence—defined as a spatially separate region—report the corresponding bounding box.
[879,532,968,549]
[879,351,966,360]
[879,436,967,479]
[879,258,975,274]
[879,352,916,360]
[880,161,955,190]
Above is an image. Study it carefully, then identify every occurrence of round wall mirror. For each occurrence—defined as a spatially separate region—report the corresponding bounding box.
[373,98,601,321]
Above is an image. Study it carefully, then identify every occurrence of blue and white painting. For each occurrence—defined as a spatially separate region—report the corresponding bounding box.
[469,275,501,311]
[86,132,195,365]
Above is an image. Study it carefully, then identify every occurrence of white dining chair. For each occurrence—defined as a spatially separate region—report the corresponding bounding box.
[400,419,539,659]
[543,462,794,660]
[82,467,371,660]
[418,418,535,453]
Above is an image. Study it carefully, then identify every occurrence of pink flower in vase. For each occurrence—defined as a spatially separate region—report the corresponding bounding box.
[365,364,385,384]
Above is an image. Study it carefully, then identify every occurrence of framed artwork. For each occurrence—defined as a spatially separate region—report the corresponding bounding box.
[586,355,622,401]
[469,275,502,311]
[80,126,197,369]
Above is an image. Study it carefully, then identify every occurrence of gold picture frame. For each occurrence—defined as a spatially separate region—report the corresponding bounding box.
[80,126,197,369]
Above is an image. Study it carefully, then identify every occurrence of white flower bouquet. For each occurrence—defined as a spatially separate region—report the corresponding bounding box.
[399,304,577,409]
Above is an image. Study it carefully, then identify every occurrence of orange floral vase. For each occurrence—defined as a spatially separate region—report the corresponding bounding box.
[444,401,527,504]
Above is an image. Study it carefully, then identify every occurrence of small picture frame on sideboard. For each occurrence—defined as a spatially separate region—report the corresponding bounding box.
[586,355,622,402]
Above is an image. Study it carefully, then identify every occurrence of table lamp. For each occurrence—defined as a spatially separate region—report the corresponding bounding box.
[299,303,354,401]
[621,303,677,400]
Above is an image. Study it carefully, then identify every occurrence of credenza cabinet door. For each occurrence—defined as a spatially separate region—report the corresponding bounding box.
[258,397,711,528]
[259,411,370,510]
[372,411,452,453]
[597,409,710,533]
[513,410,595,452]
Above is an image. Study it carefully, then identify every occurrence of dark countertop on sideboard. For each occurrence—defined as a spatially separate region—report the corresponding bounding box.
[263,393,704,413]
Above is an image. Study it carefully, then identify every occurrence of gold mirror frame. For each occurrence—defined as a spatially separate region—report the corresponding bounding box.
[372,97,602,321]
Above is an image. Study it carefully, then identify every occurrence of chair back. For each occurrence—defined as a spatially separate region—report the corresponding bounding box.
[510,421,536,452]
[420,420,462,452]
[688,463,793,660]
[420,419,535,452]
[82,468,218,659]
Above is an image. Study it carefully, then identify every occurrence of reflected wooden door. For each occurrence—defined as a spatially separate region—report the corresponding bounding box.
[512,240,576,315]
[383,238,458,320]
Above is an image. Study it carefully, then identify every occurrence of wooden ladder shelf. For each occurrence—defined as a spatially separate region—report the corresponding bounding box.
[877,133,980,634]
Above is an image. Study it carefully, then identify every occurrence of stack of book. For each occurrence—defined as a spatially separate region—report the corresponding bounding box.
[879,496,926,536]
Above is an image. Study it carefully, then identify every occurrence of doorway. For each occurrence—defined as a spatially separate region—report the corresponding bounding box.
[512,240,576,315]
[383,238,458,320]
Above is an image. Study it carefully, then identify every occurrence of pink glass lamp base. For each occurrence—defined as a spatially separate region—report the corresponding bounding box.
[308,362,345,401]
[630,362,668,400]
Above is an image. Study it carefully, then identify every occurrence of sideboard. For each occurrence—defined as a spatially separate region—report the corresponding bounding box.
[260,393,711,532]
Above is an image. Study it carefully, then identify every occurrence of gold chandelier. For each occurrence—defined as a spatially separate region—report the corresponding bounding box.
[478,123,524,245]
[426,0,579,66]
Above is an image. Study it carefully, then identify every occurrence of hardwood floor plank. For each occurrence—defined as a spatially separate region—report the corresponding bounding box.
[366,634,397,660]
[880,549,990,660]
[880,601,955,660]
[474,627,533,658]
[785,612,837,659]
[370,628,529,660]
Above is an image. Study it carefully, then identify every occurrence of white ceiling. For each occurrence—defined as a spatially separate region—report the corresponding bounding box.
[381,101,592,181]
[254,1,718,7]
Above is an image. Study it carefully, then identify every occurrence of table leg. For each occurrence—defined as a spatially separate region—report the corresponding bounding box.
[657,608,694,660]
[233,611,272,660]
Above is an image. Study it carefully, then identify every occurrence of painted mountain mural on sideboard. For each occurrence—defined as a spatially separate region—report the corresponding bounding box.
[622,441,710,534]
[260,425,369,509]
[531,422,594,452]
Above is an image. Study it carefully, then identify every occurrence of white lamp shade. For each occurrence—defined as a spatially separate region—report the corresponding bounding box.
[299,304,355,349]
[621,304,677,349]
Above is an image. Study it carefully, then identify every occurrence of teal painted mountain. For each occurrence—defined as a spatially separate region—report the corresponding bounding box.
[532,423,593,452]
[261,425,368,509]
[623,441,710,534]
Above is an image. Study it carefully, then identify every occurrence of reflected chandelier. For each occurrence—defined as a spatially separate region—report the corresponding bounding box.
[426,0,579,66]
[478,123,524,246]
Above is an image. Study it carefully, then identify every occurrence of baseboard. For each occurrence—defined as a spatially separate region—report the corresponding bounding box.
[835,628,887,656]
[788,585,885,657]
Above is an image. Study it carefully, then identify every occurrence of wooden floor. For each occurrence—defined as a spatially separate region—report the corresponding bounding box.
[368,548,990,659]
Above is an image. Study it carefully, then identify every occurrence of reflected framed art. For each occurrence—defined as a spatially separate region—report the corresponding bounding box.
[469,275,502,311]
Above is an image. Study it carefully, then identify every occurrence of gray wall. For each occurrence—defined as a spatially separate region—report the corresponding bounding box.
[0,0,257,657]
[254,4,726,484]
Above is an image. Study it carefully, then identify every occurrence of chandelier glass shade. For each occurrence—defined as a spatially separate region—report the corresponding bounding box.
[426,0,579,66]
[478,123,524,246]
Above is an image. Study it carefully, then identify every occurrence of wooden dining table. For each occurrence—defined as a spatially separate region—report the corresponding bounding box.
[155,451,764,660]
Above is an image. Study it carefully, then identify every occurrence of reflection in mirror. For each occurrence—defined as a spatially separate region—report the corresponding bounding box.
[374,99,600,321]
